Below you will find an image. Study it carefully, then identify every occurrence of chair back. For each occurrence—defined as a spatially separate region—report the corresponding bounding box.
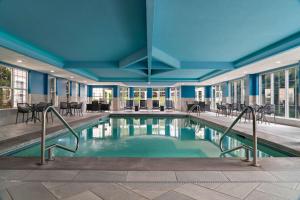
[152,100,159,108]
[140,100,146,108]
[126,99,133,107]
[166,100,173,108]
[76,102,83,109]
[60,102,68,109]
[17,103,31,112]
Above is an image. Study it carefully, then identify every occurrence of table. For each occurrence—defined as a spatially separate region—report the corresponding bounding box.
[135,106,139,111]
[160,106,165,111]
[26,104,41,123]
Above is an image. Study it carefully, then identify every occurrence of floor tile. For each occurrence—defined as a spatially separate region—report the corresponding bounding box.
[175,183,239,200]
[24,170,79,181]
[42,182,67,189]
[195,183,222,190]
[245,190,286,200]
[256,183,300,200]
[176,171,228,182]
[272,182,299,190]
[0,180,24,190]
[154,191,194,200]
[214,183,259,199]
[127,171,177,182]
[91,183,147,200]
[0,190,12,200]
[62,191,103,200]
[49,182,98,199]
[120,183,180,199]
[0,170,30,180]
[223,171,277,182]
[7,182,56,200]
[271,171,300,182]
[74,171,127,182]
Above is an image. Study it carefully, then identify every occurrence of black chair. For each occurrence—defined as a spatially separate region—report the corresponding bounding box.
[232,103,239,116]
[124,100,133,110]
[263,104,276,123]
[87,101,101,112]
[69,102,78,115]
[216,103,225,116]
[100,102,110,111]
[152,100,160,110]
[199,101,205,112]
[59,102,68,115]
[75,102,83,116]
[140,100,147,109]
[16,103,31,123]
[165,100,174,110]
[36,102,53,123]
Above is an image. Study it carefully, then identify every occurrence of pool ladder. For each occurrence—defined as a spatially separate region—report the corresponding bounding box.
[219,106,259,166]
[187,104,201,116]
[40,106,79,165]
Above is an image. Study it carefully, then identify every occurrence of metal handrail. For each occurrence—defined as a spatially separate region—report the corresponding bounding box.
[40,106,79,165]
[219,106,259,166]
[187,104,201,116]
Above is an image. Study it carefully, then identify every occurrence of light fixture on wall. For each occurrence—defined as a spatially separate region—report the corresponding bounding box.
[17,60,23,63]
[275,61,281,64]
[50,70,55,73]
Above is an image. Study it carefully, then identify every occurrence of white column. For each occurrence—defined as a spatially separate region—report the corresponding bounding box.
[258,75,262,105]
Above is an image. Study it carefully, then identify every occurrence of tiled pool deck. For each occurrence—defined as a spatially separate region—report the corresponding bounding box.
[0,111,300,199]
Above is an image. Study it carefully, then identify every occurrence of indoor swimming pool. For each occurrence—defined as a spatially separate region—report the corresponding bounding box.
[9,116,292,158]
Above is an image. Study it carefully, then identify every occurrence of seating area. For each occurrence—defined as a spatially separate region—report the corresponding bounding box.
[122,99,174,111]
[16,102,53,124]
[215,102,276,123]
[86,101,110,112]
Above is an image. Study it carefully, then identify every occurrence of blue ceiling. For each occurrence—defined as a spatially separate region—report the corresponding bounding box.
[1,0,300,83]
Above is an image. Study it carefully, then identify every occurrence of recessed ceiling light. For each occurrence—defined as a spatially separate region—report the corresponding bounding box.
[50,70,55,73]
[84,80,87,83]
[275,61,281,64]
[70,76,74,79]
[17,60,23,63]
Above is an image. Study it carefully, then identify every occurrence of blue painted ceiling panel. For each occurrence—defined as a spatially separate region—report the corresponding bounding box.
[1,0,300,82]
[153,0,300,61]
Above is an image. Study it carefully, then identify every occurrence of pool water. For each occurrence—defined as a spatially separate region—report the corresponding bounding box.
[10,116,291,158]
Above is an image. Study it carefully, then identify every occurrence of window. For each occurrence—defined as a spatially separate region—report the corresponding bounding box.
[92,88,112,103]
[274,70,285,117]
[152,88,165,106]
[288,68,298,118]
[133,88,147,105]
[261,73,271,105]
[13,68,27,107]
[0,65,12,108]
[195,87,204,102]
[120,87,129,108]
[0,65,27,109]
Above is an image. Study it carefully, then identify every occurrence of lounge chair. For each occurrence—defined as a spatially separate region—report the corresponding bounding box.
[165,100,174,110]
[152,100,160,110]
[124,100,133,110]
[140,100,147,110]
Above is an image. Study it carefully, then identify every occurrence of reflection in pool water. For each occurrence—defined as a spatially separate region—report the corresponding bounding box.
[11,117,290,158]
